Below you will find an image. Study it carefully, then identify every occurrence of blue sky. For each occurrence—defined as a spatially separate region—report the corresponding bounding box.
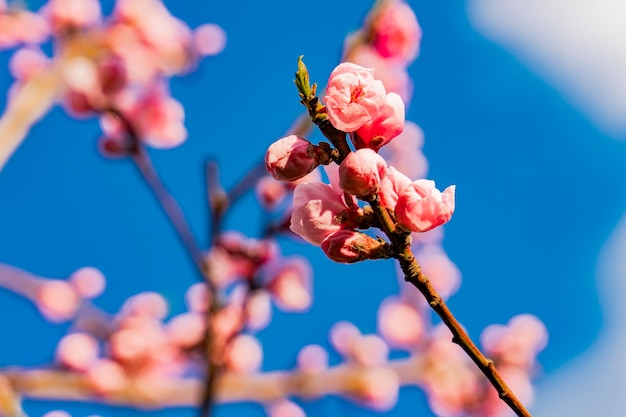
[1,1,624,416]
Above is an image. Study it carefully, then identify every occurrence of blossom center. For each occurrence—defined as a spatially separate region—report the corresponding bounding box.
[350,83,365,103]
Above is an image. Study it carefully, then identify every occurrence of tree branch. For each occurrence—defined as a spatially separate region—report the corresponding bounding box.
[366,195,533,417]
[1,355,424,408]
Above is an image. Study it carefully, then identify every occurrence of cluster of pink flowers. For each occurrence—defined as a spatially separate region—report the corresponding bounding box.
[265,61,455,263]
[46,232,315,399]
[2,0,226,151]
[0,1,549,417]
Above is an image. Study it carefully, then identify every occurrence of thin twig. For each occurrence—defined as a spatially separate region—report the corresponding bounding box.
[366,195,533,417]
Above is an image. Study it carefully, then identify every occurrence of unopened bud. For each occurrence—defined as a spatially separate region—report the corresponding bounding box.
[265,135,325,182]
[321,230,391,264]
[338,148,387,197]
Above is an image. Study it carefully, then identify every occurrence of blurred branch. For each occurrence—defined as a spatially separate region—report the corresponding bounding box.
[0,375,25,417]
[0,67,62,173]
[1,355,424,408]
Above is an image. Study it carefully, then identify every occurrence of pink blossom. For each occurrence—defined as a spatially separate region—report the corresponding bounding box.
[354,368,399,411]
[9,47,49,81]
[371,0,421,63]
[129,85,187,149]
[266,257,312,312]
[265,135,322,182]
[36,280,80,322]
[0,10,49,49]
[44,0,102,32]
[224,334,263,373]
[69,266,106,299]
[121,291,169,319]
[109,327,150,362]
[166,313,205,348]
[244,290,272,330]
[395,180,456,232]
[350,334,389,367]
[193,23,227,56]
[55,333,99,371]
[255,176,288,210]
[321,230,386,264]
[267,400,306,417]
[113,0,193,74]
[378,166,411,211]
[324,62,387,132]
[354,92,405,150]
[377,297,424,348]
[297,344,328,371]
[423,328,483,416]
[290,182,353,245]
[185,282,210,313]
[329,321,360,354]
[338,148,387,197]
[43,411,71,417]
[85,359,127,394]
[481,314,548,369]
[347,45,412,103]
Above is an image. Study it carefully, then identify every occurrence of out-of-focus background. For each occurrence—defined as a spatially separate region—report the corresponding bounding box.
[1,0,624,415]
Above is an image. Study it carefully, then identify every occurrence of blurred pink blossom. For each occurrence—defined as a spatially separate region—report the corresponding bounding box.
[85,359,127,394]
[267,400,306,417]
[36,280,80,322]
[0,9,49,49]
[55,333,99,371]
[354,367,399,411]
[255,176,288,210]
[69,266,106,299]
[9,47,49,81]
[194,23,227,56]
[377,297,424,348]
[266,257,312,312]
[297,344,328,371]
[43,0,102,32]
[166,313,206,349]
[370,0,421,63]
[224,334,263,373]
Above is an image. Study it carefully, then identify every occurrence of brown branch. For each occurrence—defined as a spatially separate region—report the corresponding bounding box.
[366,195,533,417]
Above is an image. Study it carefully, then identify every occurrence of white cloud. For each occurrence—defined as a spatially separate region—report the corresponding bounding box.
[467,0,626,137]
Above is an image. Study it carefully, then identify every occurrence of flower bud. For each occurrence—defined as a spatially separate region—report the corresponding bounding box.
[354,92,405,150]
[265,135,323,182]
[395,180,455,232]
[290,182,350,245]
[324,63,387,132]
[321,230,389,264]
[338,148,387,197]
[378,166,411,211]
